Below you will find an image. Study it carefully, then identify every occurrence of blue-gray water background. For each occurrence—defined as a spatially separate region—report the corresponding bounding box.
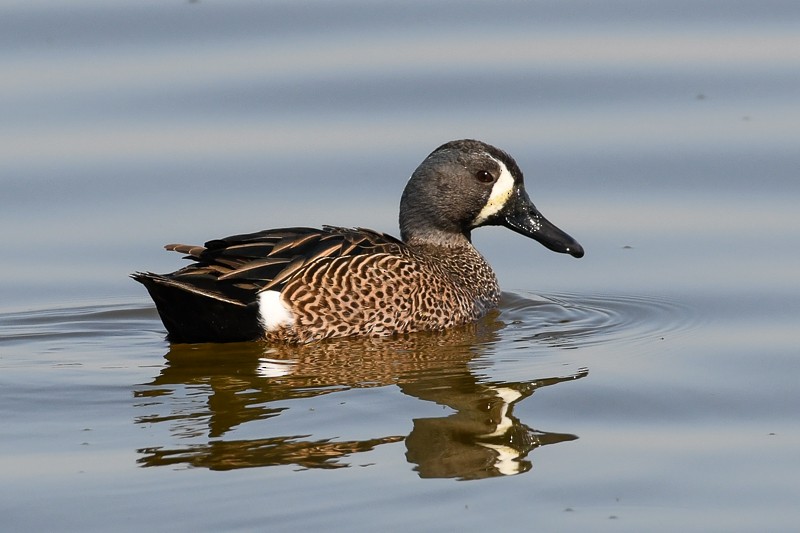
[1,1,799,531]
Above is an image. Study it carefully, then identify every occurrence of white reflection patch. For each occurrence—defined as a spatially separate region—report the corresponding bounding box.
[472,157,515,226]
[478,442,523,476]
[256,357,297,378]
[480,387,523,438]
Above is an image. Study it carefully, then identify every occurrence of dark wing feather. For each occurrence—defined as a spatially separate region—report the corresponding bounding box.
[157,226,406,301]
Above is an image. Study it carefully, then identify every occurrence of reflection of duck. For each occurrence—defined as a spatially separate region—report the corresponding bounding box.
[134,318,587,479]
[403,373,586,480]
[133,139,582,344]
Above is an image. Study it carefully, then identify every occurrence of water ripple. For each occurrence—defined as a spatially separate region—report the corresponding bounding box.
[499,291,697,350]
[1,292,696,354]
[0,301,159,347]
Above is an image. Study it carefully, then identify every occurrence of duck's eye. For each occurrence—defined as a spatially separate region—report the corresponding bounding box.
[475,170,494,183]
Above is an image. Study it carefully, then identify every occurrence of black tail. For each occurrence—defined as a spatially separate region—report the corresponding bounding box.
[132,272,263,343]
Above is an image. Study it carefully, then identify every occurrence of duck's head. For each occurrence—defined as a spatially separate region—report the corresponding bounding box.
[400,139,584,258]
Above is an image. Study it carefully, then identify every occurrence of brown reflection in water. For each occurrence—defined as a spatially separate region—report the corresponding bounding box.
[403,372,584,480]
[134,315,587,479]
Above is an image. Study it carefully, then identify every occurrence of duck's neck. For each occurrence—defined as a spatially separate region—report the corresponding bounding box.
[405,231,501,309]
[403,227,473,249]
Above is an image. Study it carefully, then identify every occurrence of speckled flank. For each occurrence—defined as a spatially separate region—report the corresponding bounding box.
[264,243,499,344]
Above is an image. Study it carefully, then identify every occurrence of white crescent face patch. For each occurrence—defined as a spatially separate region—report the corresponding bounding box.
[472,157,516,226]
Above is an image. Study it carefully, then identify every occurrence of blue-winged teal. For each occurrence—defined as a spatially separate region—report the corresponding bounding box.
[133,139,583,344]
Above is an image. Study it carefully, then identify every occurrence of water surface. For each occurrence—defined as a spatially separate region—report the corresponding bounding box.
[2,1,799,531]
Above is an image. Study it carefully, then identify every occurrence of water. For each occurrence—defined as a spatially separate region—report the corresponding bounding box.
[2,1,799,531]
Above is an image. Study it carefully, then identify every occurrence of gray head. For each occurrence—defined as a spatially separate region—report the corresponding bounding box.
[399,139,584,257]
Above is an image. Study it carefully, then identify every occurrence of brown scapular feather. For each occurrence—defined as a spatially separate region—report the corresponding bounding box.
[158,226,404,297]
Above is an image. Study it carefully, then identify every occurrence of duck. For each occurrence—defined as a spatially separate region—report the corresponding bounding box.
[133,139,583,344]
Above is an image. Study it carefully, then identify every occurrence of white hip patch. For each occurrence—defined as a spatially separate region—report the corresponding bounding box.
[258,290,295,331]
[472,157,515,225]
